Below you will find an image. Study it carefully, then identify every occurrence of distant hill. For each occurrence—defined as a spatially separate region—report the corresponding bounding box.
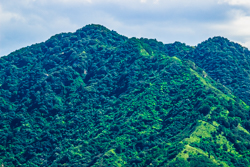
[1,24,250,166]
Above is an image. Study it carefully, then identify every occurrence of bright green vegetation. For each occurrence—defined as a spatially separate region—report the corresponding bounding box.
[1,24,250,166]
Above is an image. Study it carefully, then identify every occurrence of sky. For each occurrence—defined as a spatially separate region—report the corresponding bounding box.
[1,0,250,56]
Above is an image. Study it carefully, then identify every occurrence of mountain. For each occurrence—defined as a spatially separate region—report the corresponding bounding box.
[1,24,250,166]
[170,37,250,106]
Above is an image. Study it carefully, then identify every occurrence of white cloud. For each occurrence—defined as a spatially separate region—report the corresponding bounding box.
[1,0,250,56]
[219,0,250,6]
[207,8,250,48]
[0,5,25,24]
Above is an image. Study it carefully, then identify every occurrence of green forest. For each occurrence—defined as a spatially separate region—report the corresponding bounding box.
[1,24,250,166]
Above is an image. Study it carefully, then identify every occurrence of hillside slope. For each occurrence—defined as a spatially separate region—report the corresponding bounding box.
[160,37,250,106]
[1,24,250,166]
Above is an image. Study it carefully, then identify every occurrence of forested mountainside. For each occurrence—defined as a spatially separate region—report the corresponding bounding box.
[142,37,250,106]
[1,24,250,166]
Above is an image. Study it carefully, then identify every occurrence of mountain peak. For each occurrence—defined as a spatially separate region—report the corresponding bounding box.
[199,36,244,49]
[1,25,250,167]
[78,24,111,32]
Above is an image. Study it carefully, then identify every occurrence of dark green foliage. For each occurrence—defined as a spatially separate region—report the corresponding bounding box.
[242,120,250,131]
[169,156,218,167]
[1,24,250,166]
[198,104,211,115]
[188,156,218,167]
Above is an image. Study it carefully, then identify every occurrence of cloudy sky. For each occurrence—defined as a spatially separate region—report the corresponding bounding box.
[1,0,250,56]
